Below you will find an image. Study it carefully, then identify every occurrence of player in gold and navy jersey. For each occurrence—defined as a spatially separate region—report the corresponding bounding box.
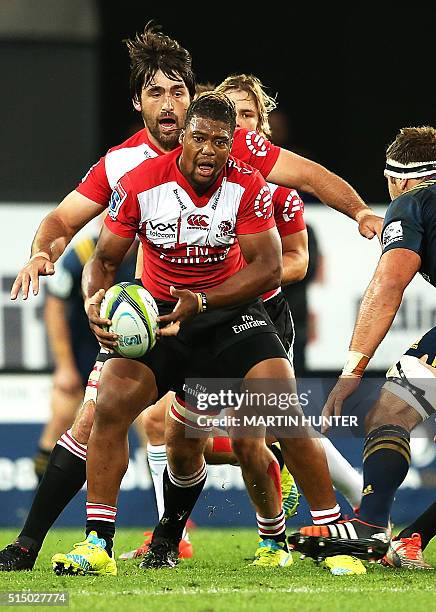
[289,126,436,565]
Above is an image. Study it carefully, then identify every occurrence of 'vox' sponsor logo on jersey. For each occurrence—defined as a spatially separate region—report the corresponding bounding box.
[148,221,177,232]
[146,220,177,240]
[187,214,209,228]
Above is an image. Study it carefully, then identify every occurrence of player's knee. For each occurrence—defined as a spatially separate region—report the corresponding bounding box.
[71,400,95,444]
[364,387,420,435]
[231,438,262,465]
[364,402,414,435]
[143,404,166,441]
[166,437,204,475]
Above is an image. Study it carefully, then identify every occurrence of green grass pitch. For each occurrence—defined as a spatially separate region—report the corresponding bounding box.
[0,528,434,611]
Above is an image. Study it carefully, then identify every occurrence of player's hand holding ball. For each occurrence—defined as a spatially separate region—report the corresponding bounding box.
[85,288,118,350]
[157,286,203,337]
[98,282,158,357]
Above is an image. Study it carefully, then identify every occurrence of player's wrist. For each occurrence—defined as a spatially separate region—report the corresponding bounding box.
[355,208,374,223]
[342,350,370,377]
[84,297,97,316]
[195,292,208,313]
[29,251,51,263]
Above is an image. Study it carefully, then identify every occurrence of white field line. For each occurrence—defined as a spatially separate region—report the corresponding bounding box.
[75,585,436,597]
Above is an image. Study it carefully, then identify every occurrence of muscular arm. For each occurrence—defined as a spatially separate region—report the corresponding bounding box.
[204,227,282,308]
[32,190,104,261]
[321,247,421,428]
[281,229,309,285]
[348,249,421,357]
[159,227,283,331]
[81,226,134,348]
[82,225,134,305]
[266,149,381,236]
[11,190,104,300]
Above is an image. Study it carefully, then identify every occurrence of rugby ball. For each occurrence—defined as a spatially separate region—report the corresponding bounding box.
[100,282,159,358]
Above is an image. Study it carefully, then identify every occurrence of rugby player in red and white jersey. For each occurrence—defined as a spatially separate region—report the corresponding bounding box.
[10,52,381,303]
[4,23,377,573]
[219,76,364,511]
[51,91,343,576]
[122,76,364,570]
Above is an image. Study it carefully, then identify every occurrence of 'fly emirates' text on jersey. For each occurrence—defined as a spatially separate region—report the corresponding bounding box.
[105,149,276,301]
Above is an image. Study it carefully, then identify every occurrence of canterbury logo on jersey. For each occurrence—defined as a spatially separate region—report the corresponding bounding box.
[245,131,268,157]
[187,214,209,228]
[362,484,374,496]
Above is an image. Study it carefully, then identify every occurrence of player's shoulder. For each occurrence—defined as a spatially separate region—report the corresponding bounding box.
[268,183,302,202]
[232,128,278,158]
[226,154,261,180]
[121,147,180,189]
[106,128,150,154]
[405,177,436,207]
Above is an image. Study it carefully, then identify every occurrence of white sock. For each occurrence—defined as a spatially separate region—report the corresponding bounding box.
[320,436,363,509]
[146,443,189,541]
[146,443,167,520]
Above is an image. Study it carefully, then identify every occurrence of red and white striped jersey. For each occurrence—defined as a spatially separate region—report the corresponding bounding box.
[76,126,304,237]
[77,127,305,299]
[105,149,276,301]
[76,129,162,204]
[269,184,305,236]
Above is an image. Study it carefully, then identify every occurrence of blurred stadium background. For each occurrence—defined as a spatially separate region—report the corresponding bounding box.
[0,1,435,532]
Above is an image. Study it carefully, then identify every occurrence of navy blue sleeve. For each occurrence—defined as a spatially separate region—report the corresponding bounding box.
[45,245,88,300]
[381,194,424,257]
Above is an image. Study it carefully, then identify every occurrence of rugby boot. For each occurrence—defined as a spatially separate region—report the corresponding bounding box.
[139,537,179,569]
[323,555,366,575]
[381,533,432,569]
[119,531,193,560]
[251,539,293,567]
[51,531,117,576]
[288,518,389,561]
[0,542,37,571]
